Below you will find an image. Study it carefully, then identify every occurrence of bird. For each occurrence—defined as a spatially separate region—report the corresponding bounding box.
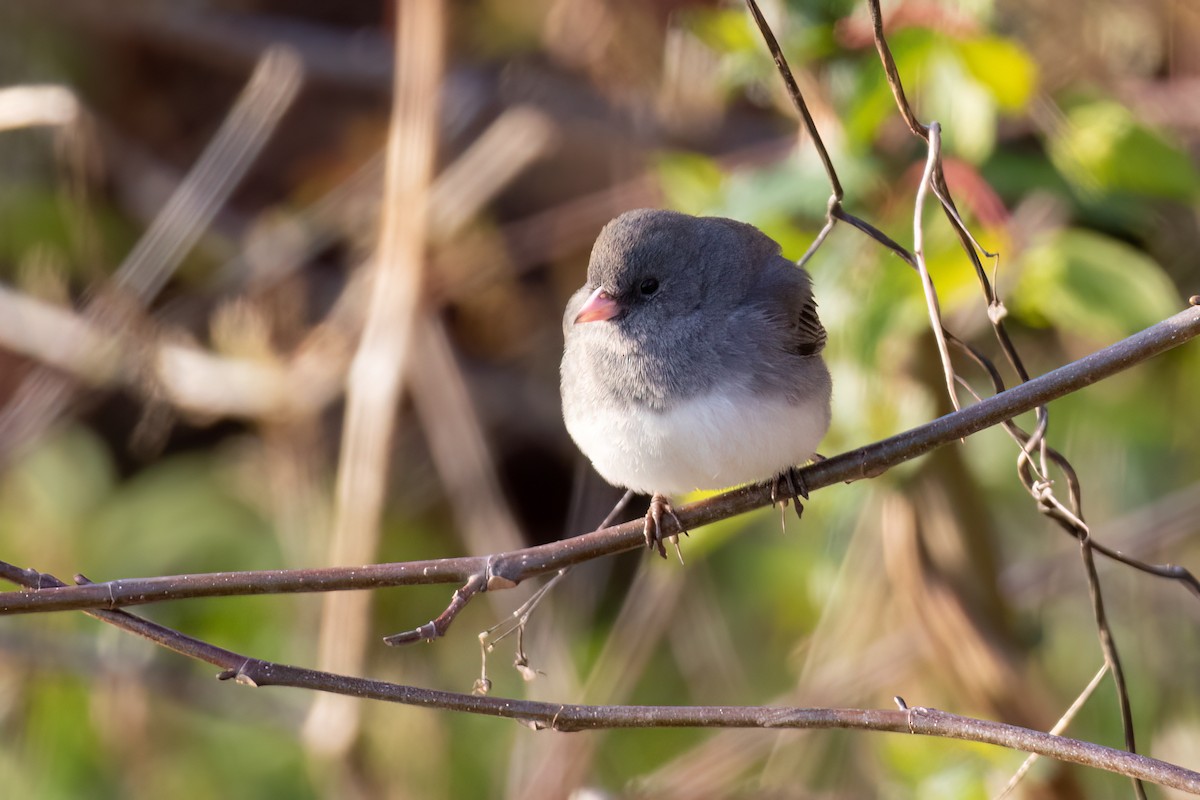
[560,208,832,558]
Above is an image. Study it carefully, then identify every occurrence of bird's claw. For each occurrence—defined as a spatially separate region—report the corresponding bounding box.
[770,466,809,524]
[644,493,688,563]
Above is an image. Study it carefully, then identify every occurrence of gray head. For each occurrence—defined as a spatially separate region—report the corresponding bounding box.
[562,208,824,412]
[564,208,784,338]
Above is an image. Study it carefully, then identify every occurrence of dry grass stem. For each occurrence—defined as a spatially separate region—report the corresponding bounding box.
[304,0,444,756]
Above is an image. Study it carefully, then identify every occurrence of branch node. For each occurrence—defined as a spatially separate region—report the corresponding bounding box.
[906,704,933,735]
[484,555,518,590]
[217,659,261,687]
[987,300,1008,324]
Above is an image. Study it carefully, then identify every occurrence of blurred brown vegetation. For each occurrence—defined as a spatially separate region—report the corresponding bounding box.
[1,0,1200,798]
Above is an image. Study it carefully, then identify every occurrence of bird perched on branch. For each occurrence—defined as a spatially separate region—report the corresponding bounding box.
[560,208,831,559]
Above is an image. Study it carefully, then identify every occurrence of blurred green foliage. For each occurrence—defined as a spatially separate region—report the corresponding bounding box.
[1049,100,1200,202]
[1014,228,1180,339]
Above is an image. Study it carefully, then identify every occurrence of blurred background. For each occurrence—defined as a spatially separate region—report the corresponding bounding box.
[1,0,1199,797]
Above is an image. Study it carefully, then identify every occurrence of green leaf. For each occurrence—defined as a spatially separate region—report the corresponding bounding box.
[955,36,1038,112]
[1014,228,1181,340]
[925,48,997,162]
[843,29,1028,162]
[720,158,834,221]
[1048,101,1200,200]
[687,7,759,54]
[844,28,936,148]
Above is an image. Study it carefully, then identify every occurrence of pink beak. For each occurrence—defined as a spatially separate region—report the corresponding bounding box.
[574,287,620,324]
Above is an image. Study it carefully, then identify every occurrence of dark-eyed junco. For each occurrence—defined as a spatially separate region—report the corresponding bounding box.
[560,208,832,557]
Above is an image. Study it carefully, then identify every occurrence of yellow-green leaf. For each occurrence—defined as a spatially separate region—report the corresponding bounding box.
[956,36,1038,112]
[1048,101,1200,200]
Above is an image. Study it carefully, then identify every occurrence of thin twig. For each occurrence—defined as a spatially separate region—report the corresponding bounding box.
[743,0,849,276]
[1073,503,1146,799]
[382,573,487,645]
[743,0,842,200]
[949,315,1200,595]
[473,490,637,695]
[795,197,839,271]
[865,0,927,138]
[912,122,961,410]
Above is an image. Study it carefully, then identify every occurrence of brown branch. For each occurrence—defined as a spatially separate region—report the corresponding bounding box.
[2,305,1199,617]
[4,562,1200,794]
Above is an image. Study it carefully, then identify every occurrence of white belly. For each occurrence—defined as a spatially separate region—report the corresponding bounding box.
[566,388,828,495]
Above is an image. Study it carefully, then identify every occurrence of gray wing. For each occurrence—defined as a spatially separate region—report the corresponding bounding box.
[790,286,827,357]
[706,217,827,358]
[762,252,826,358]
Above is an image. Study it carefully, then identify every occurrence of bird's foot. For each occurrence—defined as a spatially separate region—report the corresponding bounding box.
[770,466,810,525]
[644,493,688,563]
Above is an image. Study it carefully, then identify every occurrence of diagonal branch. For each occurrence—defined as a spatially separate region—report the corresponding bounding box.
[2,304,1198,617]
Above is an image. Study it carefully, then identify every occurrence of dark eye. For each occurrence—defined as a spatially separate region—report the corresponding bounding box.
[639,278,659,296]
